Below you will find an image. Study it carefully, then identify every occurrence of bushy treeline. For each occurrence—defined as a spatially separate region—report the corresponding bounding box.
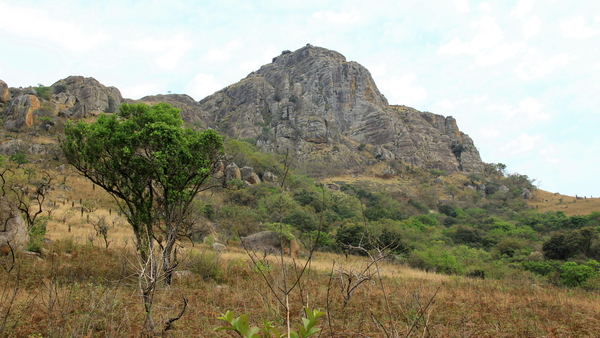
[204,140,600,289]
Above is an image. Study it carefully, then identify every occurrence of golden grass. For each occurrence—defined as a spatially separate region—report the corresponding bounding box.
[2,240,599,337]
[532,189,600,216]
[18,166,598,336]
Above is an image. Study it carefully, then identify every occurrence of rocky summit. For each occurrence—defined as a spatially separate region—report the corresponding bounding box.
[1,45,485,175]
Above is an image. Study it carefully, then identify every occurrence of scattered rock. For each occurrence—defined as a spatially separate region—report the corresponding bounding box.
[241,231,299,259]
[240,166,261,185]
[262,171,278,182]
[0,80,10,103]
[212,242,227,252]
[0,196,29,252]
[225,163,241,181]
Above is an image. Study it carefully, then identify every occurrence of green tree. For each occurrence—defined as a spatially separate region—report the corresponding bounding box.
[561,262,597,287]
[62,102,223,285]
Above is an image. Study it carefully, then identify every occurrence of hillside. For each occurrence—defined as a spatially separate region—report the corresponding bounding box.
[1,45,599,336]
[1,45,484,179]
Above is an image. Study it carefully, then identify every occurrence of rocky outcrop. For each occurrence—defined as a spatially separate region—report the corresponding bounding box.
[193,44,484,174]
[3,94,39,131]
[0,80,10,103]
[1,76,123,131]
[51,76,123,118]
[225,163,242,181]
[262,171,278,183]
[0,196,29,252]
[0,45,485,176]
[240,166,261,185]
[241,231,299,258]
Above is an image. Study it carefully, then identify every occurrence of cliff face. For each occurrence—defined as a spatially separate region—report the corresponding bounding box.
[0,45,485,175]
[192,45,484,174]
[1,76,123,131]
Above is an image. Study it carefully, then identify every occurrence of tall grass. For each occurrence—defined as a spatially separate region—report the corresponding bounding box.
[1,240,599,337]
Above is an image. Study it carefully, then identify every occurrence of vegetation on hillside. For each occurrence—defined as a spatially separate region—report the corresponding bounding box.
[0,106,599,336]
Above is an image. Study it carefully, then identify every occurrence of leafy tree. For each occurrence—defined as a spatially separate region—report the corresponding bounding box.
[542,233,582,260]
[9,151,28,166]
[62,102,223,286]
[561,262,597,287]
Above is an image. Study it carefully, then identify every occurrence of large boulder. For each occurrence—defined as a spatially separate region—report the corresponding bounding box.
[240,166,261,185]
[0,197,29,252]
[51,76,123,117]
[0,80,10,103]
[225,162,241,181]
[3,94,39,131]
[240,231,299,259]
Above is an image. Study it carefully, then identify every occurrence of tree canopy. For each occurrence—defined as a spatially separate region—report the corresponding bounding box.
[61,102,223,284]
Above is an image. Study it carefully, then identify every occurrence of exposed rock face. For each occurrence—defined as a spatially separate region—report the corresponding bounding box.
[262,171,278,182]
[0,196,29,252]
[0,80,10,103]
[194,44,484,174]
[51,76,123,117]
[3,94,39,131]
[240,166,261,185]
[241,231,299,259]
[225,163,242,181]
[0,46,485,176]
[1,76,123,131]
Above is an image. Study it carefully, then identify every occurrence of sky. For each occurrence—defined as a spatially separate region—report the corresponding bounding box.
[1,0,599,197]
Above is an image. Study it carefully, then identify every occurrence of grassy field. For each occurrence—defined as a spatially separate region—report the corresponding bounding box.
[1,169,598,336]
[2,236,600,337]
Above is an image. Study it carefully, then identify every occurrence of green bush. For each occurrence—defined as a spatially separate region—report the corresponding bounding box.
[27,217,48,253]
[560,261,597,287]
[186,250,223,282]
[521,260,561,276]
[9,151,28,165]
[34,84,52,100]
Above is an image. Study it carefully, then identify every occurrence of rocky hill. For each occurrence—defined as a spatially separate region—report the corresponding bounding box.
[1,45,484,176]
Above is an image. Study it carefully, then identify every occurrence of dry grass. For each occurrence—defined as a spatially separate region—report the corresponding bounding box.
[532,189,600,216]
[7,167,597,336]
[2,236,599,337]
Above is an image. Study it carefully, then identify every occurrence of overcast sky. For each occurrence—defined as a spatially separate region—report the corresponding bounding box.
[1,0,598,197]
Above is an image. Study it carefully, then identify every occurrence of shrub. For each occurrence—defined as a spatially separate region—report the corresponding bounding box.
[186,250,223,282]
[27,217,47,253]
[34,84,51,100]
[560,261,597,287]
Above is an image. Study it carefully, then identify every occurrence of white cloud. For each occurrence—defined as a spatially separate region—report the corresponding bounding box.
[561,15,600,40]
[378,73,427,106]
[500,133,542,154]
[0,2,109,51]
[204,41,243,62]
[511,0,535,19]
[479,3,492,13]
[312,10,362,24]
[515,50,570,80]
[129,35,192,70]
[523,16,541,38]
[515,97,550,121]
[438,16,524,66]
[540,145,560,164]
[453,0,470,13]
[185,73,222,101]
